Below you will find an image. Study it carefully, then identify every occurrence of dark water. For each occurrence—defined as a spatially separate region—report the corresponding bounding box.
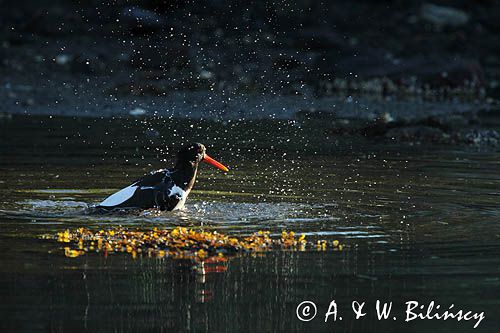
[1,115,499,332]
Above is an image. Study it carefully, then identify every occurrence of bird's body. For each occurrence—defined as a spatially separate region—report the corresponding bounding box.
[97,143,228,211]
[98,168,191,211]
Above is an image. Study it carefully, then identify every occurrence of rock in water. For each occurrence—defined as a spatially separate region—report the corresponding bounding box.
[459,129,500,146]
[421,4,469,27]
[120,7,166,32]
[129,107,147,116]
[385,126,447,143]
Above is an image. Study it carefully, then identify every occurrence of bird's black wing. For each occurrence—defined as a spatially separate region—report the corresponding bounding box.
[98,169,172,209]
[133,169,183,210]
[132,169,171,188]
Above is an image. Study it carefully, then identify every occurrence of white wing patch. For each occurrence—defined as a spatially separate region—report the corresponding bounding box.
[169,185,187,211]
[99,185,138,207]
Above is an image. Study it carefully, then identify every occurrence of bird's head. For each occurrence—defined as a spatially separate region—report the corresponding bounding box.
[177,143,229,172]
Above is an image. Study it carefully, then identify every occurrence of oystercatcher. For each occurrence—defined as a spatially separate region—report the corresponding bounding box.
[97,143,228,211]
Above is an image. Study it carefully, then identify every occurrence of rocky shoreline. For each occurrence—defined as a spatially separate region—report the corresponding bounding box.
[1,0,500,145]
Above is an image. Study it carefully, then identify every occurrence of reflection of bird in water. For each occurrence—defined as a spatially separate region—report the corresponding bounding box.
[195,257,229,303]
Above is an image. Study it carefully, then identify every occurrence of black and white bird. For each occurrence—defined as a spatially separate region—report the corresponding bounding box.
[97,143,229,211]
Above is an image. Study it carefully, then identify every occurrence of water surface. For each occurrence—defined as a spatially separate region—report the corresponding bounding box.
[1,115,499,332]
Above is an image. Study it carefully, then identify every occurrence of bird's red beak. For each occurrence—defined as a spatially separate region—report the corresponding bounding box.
[203,154,229,172]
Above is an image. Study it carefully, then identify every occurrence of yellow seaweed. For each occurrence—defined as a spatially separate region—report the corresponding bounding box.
[45,227,344,262]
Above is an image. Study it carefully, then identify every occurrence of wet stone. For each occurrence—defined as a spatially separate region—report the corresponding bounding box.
[455,129,500,146]
[420,4,469,28]
[120,7,167,32]
[385,126,448,143]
